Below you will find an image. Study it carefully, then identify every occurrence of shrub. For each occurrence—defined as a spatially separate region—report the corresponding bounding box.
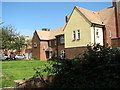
[33,44,120,88]
[32,56,37,60]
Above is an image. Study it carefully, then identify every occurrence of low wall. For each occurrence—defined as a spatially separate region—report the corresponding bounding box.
[14,75,54,88]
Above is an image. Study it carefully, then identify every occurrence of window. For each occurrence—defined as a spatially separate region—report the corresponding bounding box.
[60,36,64,44]
[34,42,37,48]
[96,29,99,36]
[61,50,65,59]
[77,30,80,39]
[55,50,57,57]
[55,40,56,46]
[43,46,45,51]
[73,31,76,40]
[49,41,51,46]
[109,30,111,37]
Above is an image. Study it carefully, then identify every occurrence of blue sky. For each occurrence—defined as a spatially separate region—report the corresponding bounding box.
[2,2,113,36]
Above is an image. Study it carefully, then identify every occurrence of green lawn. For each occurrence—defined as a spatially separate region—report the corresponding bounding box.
[2,59,49,88]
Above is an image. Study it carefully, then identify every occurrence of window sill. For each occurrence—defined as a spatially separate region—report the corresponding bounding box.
[60,43,64,45]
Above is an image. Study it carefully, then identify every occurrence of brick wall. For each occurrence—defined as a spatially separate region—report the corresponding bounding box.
[65,47,87,59]
[56,35,65,58]
[32,31,40,60]
[111,37,120,47]
[40,41,48,60]
[105,9,117,46]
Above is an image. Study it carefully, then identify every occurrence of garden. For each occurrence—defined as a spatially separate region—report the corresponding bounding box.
[2,44,120,88]
[1,59,50,88]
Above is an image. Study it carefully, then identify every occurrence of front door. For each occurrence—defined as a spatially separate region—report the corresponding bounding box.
[49,52,52,59]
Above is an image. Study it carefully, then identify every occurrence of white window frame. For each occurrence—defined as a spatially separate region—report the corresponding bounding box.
[61,50,65,59]
[77,30,80,39]
[96,29,99,36]
[49,41,51,46]
[109,30,111,37]
[34,42,37,48]
[55,40,56,46]
[73,31,76,40]
[60,36,64,44]
[55,50,57,57]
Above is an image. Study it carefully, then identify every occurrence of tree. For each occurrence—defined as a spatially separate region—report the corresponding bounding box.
[25,39,32,49]
[14,36,25,53]
[2,25,19,50]
[1,25,25,54]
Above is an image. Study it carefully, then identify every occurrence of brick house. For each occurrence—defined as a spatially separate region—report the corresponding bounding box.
[32,0,120,60]
[32,25,66,60]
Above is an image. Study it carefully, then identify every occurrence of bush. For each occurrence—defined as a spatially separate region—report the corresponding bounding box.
[33,44,120,88]
[32,56,37,60]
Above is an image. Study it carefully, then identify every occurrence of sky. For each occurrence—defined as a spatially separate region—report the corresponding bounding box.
[2,2,113,36]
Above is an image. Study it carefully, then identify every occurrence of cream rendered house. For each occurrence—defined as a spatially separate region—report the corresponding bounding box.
[64,6,106,59]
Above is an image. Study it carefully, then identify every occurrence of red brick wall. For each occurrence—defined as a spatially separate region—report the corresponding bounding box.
[40,41,48,60]
[48,35,65,58]
[111,37,120,47]
[65,47,87,59]
[32,31,40,60]
[56,36,65,58]
[105,9,117,46]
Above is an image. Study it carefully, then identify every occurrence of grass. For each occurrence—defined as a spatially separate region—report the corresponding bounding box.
[2,59,50,88]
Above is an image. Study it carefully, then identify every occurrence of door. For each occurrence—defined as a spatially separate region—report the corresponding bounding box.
[49,52,52,59]
[30,53,32,59]
[25,53,28,59]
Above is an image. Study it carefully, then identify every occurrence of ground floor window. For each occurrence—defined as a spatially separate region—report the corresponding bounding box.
[61,50,65,59]
[55,50,57,57]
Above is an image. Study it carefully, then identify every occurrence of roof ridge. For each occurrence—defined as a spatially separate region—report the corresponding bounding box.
[96,6,114,13]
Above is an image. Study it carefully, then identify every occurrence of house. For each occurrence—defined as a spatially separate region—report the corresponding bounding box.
[32,0,120,60]
[64,1,120,59]
[32,24,66,60]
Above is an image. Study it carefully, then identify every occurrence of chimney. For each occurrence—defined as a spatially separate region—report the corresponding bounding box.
[113,0,120,37]
[66,13,69,23]
[42,28,50,31]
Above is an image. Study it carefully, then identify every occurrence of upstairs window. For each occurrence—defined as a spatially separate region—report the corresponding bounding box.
[109,30,111,37]
[73,31,76,40]
[43,46,45,51]
[60,36,64,44]
[96,29,99,36]
[77,30,80,39]
[49,41,51,46]
[34,42,37,48]
[55,40,56,46]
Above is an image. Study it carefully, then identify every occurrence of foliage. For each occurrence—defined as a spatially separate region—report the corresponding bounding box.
[33,44,120,88]
[25,39,32,48]
[32,56,38,60]
[1,25,26,53]
[14,36,25,53]
[2,25,19,50]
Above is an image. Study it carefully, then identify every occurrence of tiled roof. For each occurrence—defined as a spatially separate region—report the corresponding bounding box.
[35,6,115,40]
[97,7,115,25]
[36,23,66,40]
[76,6,115,25]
